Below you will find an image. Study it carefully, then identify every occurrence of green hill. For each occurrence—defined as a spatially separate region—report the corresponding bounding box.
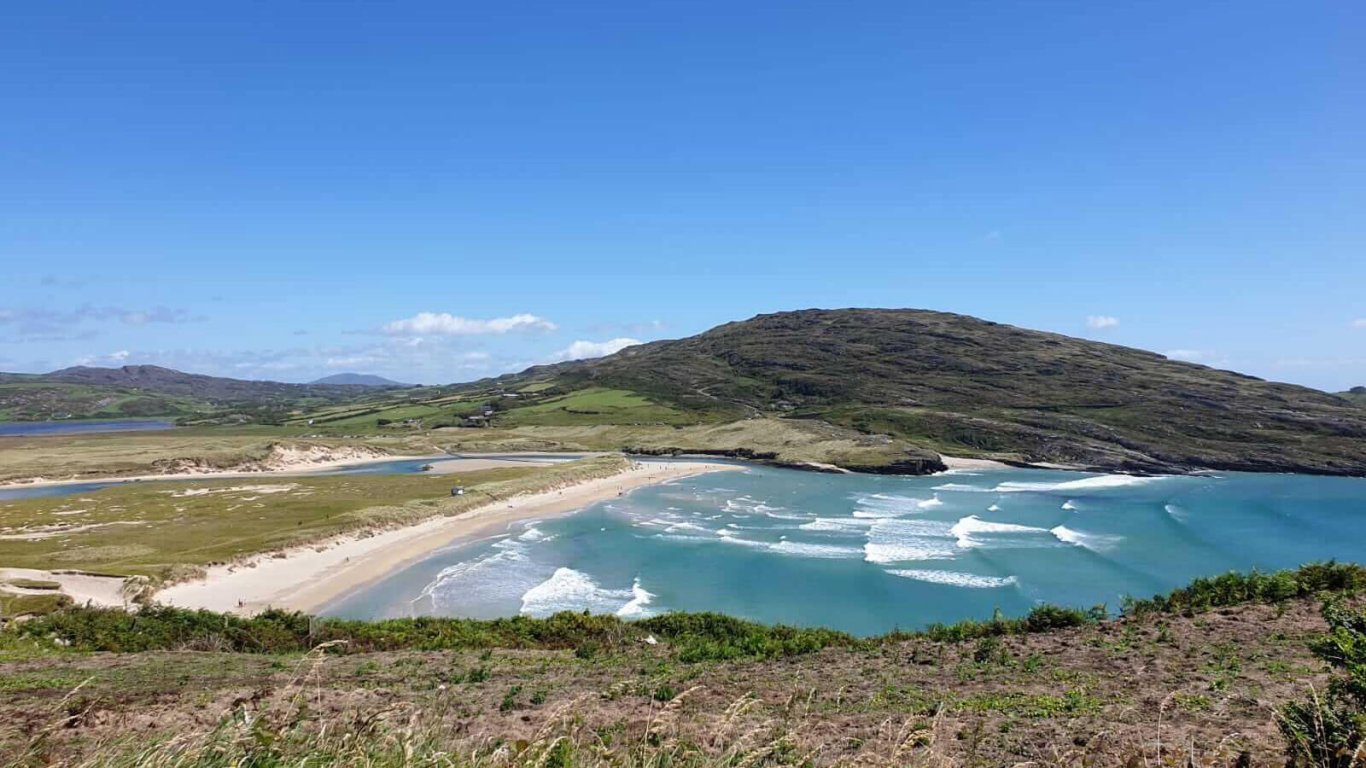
[1341,386,1366,406]
[0,366,386,422]
[457,308,1366,476]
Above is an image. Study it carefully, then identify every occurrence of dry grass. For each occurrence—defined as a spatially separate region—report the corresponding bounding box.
[1,599,1344,766]
[0,428,439,485]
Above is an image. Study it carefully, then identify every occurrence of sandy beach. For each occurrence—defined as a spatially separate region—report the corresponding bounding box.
[938,455,1013,471]
[156,460,737,616]
[0,567,131,609]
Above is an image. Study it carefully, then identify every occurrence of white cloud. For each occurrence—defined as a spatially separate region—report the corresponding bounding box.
[324,354,384,369]
[551,338,641,362]
[1352,319,1366,329]
[1086,315,1120,330]
[382,312,557,336]
[1164,349,1204,362]
[74,350,133,366]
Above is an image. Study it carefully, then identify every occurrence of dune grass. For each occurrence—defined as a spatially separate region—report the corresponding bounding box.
[0,455,630,581]
[0,427,440,485]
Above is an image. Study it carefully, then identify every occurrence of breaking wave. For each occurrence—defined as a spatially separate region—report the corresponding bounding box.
[799,517,874,533]
[933,483,990,492]
[994,474,1165,493]
[852,493,944,518]
[520,568,656,618]
[886,569,1018,589]
[1050,524,1123,552]
[949,515,1049,548]
[863,518,956,563]
[769,540,864,559]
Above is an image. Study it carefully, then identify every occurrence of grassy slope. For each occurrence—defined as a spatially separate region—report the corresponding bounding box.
[0,455,629,581]
[0,366,401,424]
[2,564,1359,765]
[283,309,1366,475]
[470,309,1366,475]
[0,382,208,422]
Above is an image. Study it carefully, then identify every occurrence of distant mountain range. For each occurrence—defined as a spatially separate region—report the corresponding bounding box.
[0,365,390,423]
[311,373,408,387]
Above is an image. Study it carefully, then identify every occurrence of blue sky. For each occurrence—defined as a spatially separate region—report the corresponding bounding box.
[2,2,1363,389]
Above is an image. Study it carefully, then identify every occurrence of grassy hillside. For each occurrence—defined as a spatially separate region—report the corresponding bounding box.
[444,309,1366,476]
[0,366,392,423]
[1341,386,1366,406]
[0,381,208,422]
[2,564,1362,766]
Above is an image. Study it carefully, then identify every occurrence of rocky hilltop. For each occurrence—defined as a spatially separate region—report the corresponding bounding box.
[480,308,1366,476]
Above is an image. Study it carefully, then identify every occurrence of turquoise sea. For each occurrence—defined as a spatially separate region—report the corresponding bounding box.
[322,464,1366,635]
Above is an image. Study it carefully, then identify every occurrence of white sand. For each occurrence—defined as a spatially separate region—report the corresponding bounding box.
[939,455,1013,471]
[0,567,132,609]
[156,460,737,616]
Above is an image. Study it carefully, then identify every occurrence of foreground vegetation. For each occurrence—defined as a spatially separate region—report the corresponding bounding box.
[3,563,1364,766]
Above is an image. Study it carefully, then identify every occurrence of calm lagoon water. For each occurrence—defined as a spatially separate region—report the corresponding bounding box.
[322,465,1366,635]
[0,419,175,437]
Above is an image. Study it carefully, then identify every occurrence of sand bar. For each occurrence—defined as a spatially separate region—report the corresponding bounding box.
[156,460,737,616]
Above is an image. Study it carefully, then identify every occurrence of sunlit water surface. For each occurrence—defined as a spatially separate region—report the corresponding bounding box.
[322,465,1366,635]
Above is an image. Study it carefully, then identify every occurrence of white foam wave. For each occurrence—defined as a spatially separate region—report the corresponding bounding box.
[933,483,990,492]
[886,569,1018,588]
[416,532,546,611]
[663,521,709,534]
[1050,525,1123,552]
[1061,500,1078,511]
[852,493,943,518]
[799,517,873,533]
[722,495,794,518]
[616,578,656,618]
[520,567,645,617]
[949,515,1048,548]
[994,474,1164,494]
[1164,504,1188,522]
[863,518,957,563]
[769,541,863,559]
[987,503,1002,512]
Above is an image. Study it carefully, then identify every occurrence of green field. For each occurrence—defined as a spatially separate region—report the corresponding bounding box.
[496,387,702,427]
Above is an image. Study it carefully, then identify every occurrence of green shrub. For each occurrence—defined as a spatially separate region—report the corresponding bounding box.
[1124,562,1366,617]
[1279,599,1366,766]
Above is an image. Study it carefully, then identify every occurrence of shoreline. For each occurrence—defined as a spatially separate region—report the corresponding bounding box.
[155,460,738,616]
